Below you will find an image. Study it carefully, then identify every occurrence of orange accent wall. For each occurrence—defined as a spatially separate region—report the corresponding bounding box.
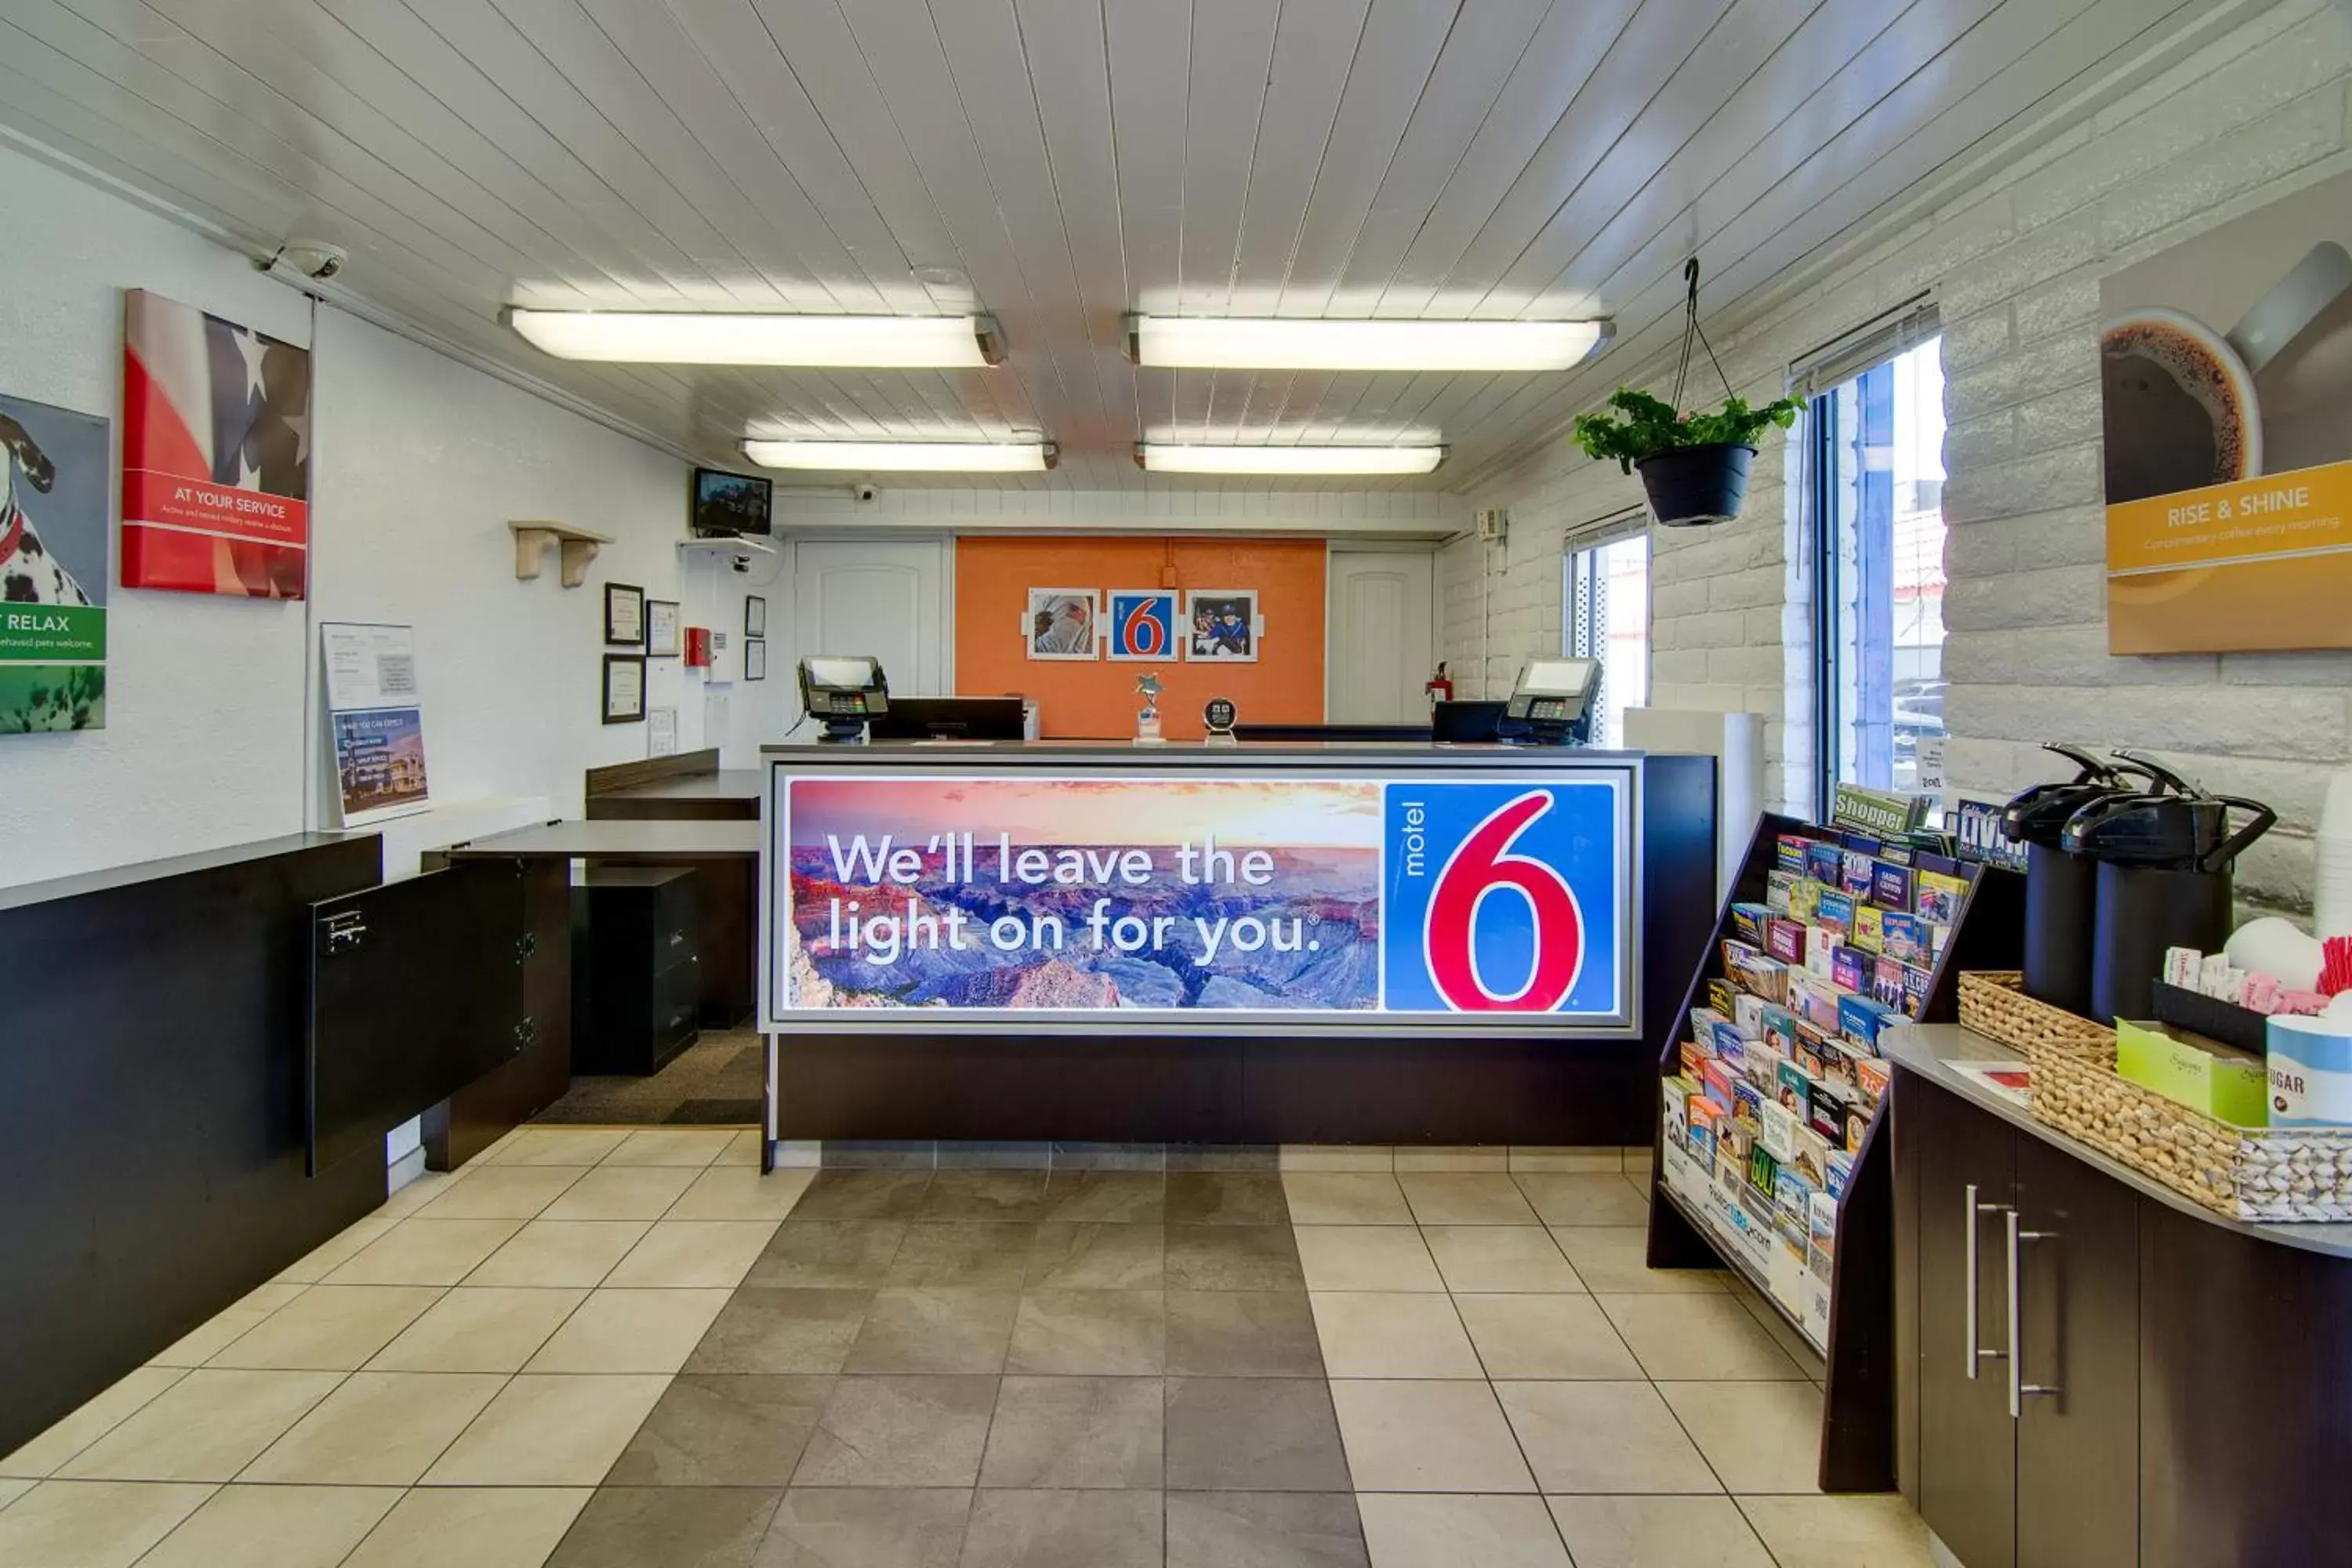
[954,536,1327,740]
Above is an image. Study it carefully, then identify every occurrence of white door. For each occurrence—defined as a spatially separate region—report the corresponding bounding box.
[1327,549,1436,723]
[789,539,950,698]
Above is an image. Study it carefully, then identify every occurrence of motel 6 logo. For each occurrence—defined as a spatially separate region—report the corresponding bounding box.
[1107,590,1177,659]
[1383,781,1624,1015]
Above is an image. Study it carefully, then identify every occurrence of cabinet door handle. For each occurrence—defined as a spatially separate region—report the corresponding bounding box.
[1965,1182,2011,1378]
[2005,1210,2060,1417]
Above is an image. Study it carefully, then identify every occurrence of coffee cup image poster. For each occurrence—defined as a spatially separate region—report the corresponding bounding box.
[2100,167,2352,653]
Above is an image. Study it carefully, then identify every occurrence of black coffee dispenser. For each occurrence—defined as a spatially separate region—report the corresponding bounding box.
[2062,753,2274,1023]
[2004,745,2135,1015]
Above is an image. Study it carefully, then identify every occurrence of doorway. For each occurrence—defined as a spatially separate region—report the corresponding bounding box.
[789,537,953,702]
[1326,547,1436,724]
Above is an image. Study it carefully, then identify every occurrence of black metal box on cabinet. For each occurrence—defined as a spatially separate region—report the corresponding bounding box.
[571,865,700,1074]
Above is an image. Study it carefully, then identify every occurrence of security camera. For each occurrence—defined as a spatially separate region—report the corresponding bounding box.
[730,554,752,574]
[269,238,349,281]
[852,484,880,505]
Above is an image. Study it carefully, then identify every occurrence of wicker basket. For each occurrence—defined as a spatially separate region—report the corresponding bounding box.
[1957,971,2114,1060]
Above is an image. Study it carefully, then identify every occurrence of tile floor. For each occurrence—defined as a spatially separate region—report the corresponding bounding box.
[0,1134,1936,1567]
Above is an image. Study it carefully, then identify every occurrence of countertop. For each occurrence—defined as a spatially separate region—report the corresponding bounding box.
[0,832,367,914]
[1885,1023,2352,1260]
[762,739,1656,767]
[591,771,764,802]
[445,820,759,860]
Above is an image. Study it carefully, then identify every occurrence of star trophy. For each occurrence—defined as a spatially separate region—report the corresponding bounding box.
[1133,670,1166,746]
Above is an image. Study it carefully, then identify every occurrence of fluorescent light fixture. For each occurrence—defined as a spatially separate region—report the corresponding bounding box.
[1131,315,1607,371]
[742,438,1054,473]
[1137,443,1444,476]
[506,308,999,367]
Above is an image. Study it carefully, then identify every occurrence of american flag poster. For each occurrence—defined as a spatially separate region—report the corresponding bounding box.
[121,290,310,598]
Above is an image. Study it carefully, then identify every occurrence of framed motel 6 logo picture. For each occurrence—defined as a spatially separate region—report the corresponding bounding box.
[1103,590,1178,662]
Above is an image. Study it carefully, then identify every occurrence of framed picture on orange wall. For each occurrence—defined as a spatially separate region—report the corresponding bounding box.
[1025,587,1098,660]
[1183,589,1260,662]
[1103,590,1178,662]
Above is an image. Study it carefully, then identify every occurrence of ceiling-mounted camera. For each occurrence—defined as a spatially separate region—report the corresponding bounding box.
[853,483,880,504]
[265,238,349,281]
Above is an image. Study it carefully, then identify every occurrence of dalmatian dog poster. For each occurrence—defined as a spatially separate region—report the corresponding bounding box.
[0,391,109,732]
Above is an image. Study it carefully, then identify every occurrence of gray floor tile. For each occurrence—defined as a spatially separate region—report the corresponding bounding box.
[1023,1224,1166,1290]
[756,1488,971,1566]
[822,1142,936,1171]
[1165,1290,1323,1377]
[1165,1492,1368,1568]
[1166,1225,1305,1290]
[883,1224,1037,1289]
[793,1171,935,1221]
[1048,1142,1165,1172]
[687,1289,874,1374]
[1038,1172,1165,1222]
[793,1376,999,1487]
[605,1374,834,1487]
[1166,1172,1290,1225]
[917,1173,1049,1221]
[745,1221,909,1289]
[1006,1290,1165,1374]
[978,1376,1163,1489]
[548,1486,781,1568]
[1166,1144,1279,1173]
[957,1489,1162,1568]
[1164,1377,1352,1492]
[844,1289,1019,1374]
[936,1142,1052,1171]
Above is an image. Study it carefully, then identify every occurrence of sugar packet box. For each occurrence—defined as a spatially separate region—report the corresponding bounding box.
[2267,1015,2352,1126]
[1729,902,1770,947]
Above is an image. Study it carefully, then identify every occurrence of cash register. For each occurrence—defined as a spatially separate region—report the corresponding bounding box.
[798,654,890,743]
[1503,655,1600,746]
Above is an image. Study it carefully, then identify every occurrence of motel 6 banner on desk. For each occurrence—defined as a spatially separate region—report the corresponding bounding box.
[768,768,1635,1030]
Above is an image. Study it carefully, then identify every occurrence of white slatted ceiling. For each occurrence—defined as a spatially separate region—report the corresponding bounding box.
[0,0,2267,490]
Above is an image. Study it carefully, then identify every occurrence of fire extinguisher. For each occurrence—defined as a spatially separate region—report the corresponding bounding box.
[1425,662,1454,709]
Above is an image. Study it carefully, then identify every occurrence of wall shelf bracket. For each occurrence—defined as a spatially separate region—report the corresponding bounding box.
[509,521,613,588]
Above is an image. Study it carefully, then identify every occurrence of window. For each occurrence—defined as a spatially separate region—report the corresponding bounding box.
[1564,527,1650,749]
[1802,321,1946,804]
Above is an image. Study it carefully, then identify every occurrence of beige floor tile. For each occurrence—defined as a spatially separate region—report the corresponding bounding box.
[1423,1227,1584,1294]
[367,1287,589,1373]
[1454,1294,1645,1379]
[2,1366,188,1476]
[408,1163,586,1221]
[209,1285,444,1370]
[1597,1294,1807,1381]
[1735,1494,1935,1567]
[539,1164,699,1221]
[486,1127,633,1167]
[343,1484,592,1568]
[1550,1226,1727,1294]
[137,1483,401,1568]
[1548,1495,1774,1567]
[380,1171,466,1218]
[1329,1379,1534,1493]
[59,1369,343,1482]
[275,1215,401,1283]
[242,1371,507,1484]
[0,1476,31,1509]
[326,1219,526,1287]
[715,1130,767,1167]
[1393,1145,1508,1173]
[604,1219,780,1287]
[1399,1173,1540,1225]
[0,1479,214,1568]
[1358,1493,1570,1567]
[1280,1173,1413,1225]
[1661,1380,1828,1493]
[419,1374,669,1485]
[522,1287,731,1373]
[1728,1283,1832,1378]
[1292,1225,1443,1291]
[1508,1147,1624,1174]
[1279,1144,1394,1171]
[1495,1381,1720,1495]
[666,1164,814,1220]
[601,1127,736,1167]
[1309,1292,1484,1377]
[151,1282,310,1367]
[464,1220,650,1288]
[1515,1174,1650,1227]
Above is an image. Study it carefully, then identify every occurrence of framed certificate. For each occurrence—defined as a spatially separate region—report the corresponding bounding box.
[604,582,645,646]
[646,598,681,658]
[602,653,646,724]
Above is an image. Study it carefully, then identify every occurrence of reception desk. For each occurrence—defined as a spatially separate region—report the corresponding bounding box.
[758,741,1715,1147]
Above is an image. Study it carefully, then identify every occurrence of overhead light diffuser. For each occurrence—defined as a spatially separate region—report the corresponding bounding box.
[1138,443,1444,476]
[742,438,1054,473]
[506,308,999,367]
[1131,315,1607,371]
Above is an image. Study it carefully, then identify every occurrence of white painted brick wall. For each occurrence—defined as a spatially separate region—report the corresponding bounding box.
[1443,2,2352,915]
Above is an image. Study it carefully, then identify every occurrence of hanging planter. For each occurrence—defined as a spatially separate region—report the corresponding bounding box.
[1571,260,1800,528]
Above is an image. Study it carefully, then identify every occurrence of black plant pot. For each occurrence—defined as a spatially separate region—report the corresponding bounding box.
[1635,441,1755,528]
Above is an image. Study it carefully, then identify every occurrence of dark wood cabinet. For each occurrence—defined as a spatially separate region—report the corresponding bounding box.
[572,866,701,1074]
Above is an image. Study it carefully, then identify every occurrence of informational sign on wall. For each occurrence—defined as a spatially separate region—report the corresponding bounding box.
[767,767,1635,1031]
[0,391,110,732]
[321,622,430,826]
[2100,168,2352,652]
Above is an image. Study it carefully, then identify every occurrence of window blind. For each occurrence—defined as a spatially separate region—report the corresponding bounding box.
[1560,504,1649,556]
[1787,293,1940,401]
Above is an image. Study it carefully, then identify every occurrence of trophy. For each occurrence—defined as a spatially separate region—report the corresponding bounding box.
[1203,696,1238,747]
[1134,670,1166,745]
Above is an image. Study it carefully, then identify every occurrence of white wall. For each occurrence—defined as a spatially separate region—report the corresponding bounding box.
[1443,0,2352,916]
[0,138,789,888]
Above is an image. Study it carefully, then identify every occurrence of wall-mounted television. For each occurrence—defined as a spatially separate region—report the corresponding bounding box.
[691,467,773,538]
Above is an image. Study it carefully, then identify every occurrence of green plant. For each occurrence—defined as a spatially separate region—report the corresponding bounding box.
[1572,387,1802,474]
